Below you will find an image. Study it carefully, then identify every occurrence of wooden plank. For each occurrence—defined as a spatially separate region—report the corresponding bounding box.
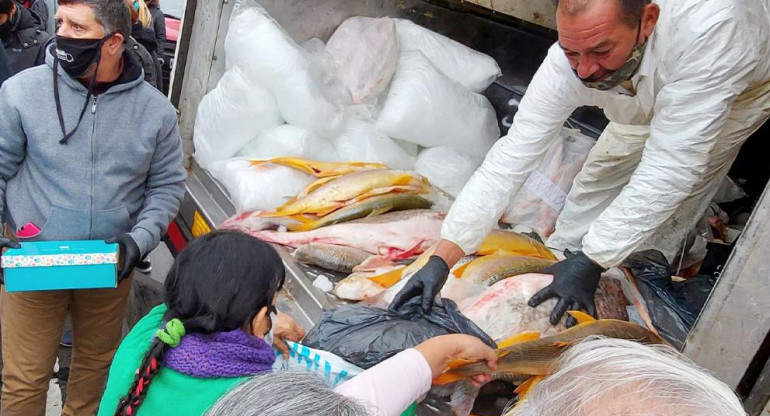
[176,0,225,167]
[684,182,770,389]
[464,0,557,29]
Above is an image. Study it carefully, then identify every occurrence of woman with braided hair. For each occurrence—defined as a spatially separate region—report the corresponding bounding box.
[97,230,305,416]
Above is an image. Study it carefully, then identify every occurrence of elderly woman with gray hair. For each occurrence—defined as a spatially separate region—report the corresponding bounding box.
[208,337,746,416]
[510,337,746,416]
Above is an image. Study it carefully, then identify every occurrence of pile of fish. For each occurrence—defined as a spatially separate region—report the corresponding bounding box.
[333,230,559,302]
[218,157,651,416]
[249,157,433,229]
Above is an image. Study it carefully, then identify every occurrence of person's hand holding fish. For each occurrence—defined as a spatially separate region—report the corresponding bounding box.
[414,334,498,387]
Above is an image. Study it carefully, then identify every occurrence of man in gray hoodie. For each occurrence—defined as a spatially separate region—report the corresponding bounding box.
[0,0,185,414]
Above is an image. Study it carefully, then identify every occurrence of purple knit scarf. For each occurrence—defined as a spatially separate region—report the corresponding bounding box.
[164,329,276,378]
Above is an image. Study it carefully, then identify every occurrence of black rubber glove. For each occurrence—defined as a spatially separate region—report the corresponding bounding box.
[0,237,22,285]
[106,234,141,282]
[389,256,450,313]
[528,251,605,327]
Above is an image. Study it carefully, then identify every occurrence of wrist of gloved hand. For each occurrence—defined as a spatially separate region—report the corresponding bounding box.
[106,234,141,282]
[529,251,605,326]
[389,255,450,313]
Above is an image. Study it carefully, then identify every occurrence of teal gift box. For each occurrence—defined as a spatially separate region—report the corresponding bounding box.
[1,240,119,292]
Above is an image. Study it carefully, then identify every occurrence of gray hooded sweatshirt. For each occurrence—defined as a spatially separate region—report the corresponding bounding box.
[0,47,186,256]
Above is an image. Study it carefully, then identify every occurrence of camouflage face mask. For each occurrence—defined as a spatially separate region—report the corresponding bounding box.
[576,21,646,91]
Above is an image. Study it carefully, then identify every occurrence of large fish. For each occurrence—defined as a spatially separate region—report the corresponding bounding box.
[268,170,431,217]
[477,230,557,260]
[250,157,386,177]
[288,194,432,232]
[246,210,444,259]
[334,271,394,301]
[293,244,372,274]
[459,274,563,342]
[452,254,556,286]
[433,314,665,385]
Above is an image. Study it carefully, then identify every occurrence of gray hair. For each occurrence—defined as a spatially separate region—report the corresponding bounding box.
[205,371,371,416]
[508,337,746,416]
[58,0,131,41]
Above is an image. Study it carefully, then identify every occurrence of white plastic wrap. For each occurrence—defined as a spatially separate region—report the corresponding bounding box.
[225,1,344,138]
[331,117,415,170]
[326,16,399,104]
[237,124,339,162]
[393,18,501,93]
[502,128,595,238]
[193,66,283,168]
[209,158,314,214]
[414,147,481,197]
[376,51,500,158]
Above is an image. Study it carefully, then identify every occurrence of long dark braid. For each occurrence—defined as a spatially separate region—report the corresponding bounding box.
[114,339,167,416]
[110,231,285,416]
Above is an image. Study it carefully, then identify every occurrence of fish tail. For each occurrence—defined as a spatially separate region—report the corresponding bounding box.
[567,310,597,324]
[514,375,545,400]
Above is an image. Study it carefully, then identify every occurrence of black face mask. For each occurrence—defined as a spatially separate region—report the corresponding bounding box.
[52,33,116,144]
[54,35,110,78]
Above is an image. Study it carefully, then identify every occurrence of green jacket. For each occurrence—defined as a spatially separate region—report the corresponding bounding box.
[98,305,249,416]
[99,304,418,416]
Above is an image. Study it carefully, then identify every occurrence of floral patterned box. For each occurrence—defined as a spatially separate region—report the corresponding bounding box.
[1,240,119,292]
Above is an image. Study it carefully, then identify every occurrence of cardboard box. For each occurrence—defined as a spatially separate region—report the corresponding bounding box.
[1,240,119,292]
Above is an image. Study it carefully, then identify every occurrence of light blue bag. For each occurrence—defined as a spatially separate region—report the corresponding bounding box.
[272,341,363,387]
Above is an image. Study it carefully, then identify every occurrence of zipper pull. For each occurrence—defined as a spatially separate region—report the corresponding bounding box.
[91,97,98,114]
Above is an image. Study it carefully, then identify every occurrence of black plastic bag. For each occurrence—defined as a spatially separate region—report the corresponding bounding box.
[303,297,496,369]
[623,250,716,349]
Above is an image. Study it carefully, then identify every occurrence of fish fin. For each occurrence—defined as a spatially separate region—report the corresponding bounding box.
[248,159,269,167]
[298,176,339,199]
[515,375,545,399]
[286,221,320,232]
[474,248,509,256]
[567,310,597,324]
[432,372,465,386]
[285,214,315,224]
[365,206,392,218]
[388,240,425,260]
[313,204,344,217]
[496,331,541,349]
[445,358,478,370]
[552,341,573,348]
[369,268,405,288]
[451,262,470,278]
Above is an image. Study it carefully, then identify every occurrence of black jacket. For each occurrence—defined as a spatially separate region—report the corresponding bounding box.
[148,5,166,52]
[0,45,11,87]
[125,36,162,91]
[1,5,51,75]
[18,0,48,31]
[131,21,157,54]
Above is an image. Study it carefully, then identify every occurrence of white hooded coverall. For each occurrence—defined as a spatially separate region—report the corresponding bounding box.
[442,0,770,268]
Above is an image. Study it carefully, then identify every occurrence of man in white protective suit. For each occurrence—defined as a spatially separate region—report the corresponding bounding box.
[391,0,770,326]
